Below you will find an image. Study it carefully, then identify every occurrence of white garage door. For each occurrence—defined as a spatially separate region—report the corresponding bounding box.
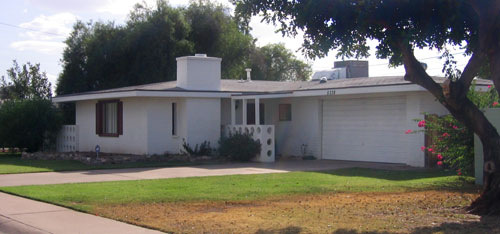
[322,96,408,164]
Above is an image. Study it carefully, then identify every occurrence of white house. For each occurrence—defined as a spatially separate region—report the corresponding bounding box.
[53,54,491,167]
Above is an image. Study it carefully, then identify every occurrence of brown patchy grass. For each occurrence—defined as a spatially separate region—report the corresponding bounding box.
[92,190,499,234]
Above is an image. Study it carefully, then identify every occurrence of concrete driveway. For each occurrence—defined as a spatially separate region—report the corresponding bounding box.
[0,159,412,187]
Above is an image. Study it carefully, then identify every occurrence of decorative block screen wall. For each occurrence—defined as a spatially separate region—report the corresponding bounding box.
[57,125,79,152]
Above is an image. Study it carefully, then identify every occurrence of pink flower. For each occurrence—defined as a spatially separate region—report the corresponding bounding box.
[437,161,443,166]
[488,85,492,89]
[437,154,443,160]
[452,126,458,130]
[405,129,413,134]
[458,172,462,175]
[442,133,450,137]
[493,101,499,107]
[428,148,434,152]
[420,146,426,151]
[418,120,426,128]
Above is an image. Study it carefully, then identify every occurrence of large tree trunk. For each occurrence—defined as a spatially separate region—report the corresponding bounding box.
[397,40,500,215]
[468,136,500,215]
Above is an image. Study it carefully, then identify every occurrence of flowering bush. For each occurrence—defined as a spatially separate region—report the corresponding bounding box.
[407,83,498,176]
[417,114,474,175]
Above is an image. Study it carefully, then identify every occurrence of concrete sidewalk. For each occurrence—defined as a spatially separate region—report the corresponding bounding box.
[0,160,411,187]
[0,192,162,234]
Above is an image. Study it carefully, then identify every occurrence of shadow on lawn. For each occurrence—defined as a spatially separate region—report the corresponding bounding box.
[252,216,499,234]
[255,226,302,234]
[331,216,500,234]
[318,167,459,181]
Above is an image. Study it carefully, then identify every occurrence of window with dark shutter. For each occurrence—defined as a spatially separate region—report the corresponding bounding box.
[96,100,123,137]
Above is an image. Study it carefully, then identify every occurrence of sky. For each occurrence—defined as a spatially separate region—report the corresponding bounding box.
[0,0,470,89]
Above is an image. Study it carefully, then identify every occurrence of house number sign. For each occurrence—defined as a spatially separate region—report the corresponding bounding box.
[327,90,336,96]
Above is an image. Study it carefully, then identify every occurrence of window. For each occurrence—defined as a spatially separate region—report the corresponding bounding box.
[172,102,177,136]
[279,104,292,121]
[96,100,123,137]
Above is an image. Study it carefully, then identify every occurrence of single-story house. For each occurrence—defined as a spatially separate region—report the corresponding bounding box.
[53,54,491,167]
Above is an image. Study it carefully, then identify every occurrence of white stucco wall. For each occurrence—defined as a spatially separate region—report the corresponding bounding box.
[76,98,148,155]
[146,98,181,155]
[265,98,322,158]
[182,98,221,148]
[76,97,190,155]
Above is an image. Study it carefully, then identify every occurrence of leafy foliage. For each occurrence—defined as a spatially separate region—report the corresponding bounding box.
[56,0,312,95]
[0,99,63,152]
[248,43,312,81]
[56,0,252,95]
[1,60,52,100]
[233,0,477,64]
[218,132,261,161]
[410,84,499,176]
[181,139,213,157]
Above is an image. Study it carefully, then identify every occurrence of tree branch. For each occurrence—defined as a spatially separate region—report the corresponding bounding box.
[398,41,444,102]
[458,51,484,94]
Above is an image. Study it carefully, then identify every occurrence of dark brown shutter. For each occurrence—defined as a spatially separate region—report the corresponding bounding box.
[117,101,123,135]
[96,102,102,135]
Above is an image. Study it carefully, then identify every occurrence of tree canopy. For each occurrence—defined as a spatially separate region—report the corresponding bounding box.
[233,0,500,215]
[249,43,311,81]
[1,60,52,100]
[56,0,311,95]
[0,61,62,152]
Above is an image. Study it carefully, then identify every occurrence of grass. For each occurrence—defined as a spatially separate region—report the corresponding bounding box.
[0,168,488,233]
[0,168,476,211]
[0,153,212,174]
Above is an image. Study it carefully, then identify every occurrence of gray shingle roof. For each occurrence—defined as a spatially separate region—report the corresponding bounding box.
[55,76,493,98]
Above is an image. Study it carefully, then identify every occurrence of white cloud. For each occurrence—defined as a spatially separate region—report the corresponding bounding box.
[26,0,106,12]
[97,0,232,17]
[10,40,66,55]
[19,12,77,40]
[10,13,76,55]
[96,0,156,16]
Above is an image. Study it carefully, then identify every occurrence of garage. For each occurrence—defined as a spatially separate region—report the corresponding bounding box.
[322,95,409,164]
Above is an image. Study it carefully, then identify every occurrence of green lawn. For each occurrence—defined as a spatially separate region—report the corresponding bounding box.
[0,153,211,174]
[0,168,476,212]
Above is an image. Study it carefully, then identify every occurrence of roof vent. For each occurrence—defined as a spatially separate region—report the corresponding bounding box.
[195,54,207,57]
[319,77,327,84]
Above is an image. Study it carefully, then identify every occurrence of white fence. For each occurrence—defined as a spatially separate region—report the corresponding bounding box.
[225,125,275,162]
[57,125,79,152]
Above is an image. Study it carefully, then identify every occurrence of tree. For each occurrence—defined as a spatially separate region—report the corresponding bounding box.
[1,60,52,100]
[56,0,254,95]
[248,43,311,81]
[0,99,63,152]
[56,4,193,95]
[233,0,500,215]
[0,61,62,152]
[185,0,254,79]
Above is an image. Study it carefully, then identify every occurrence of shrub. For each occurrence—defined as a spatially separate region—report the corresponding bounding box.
[181,139,213,157]
[416,115,474,176]
[218,132,261,161]
[0,99,63,152]
[407,83,499,176]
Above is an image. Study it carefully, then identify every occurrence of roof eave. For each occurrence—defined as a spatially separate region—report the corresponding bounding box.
[53,90,235,103]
